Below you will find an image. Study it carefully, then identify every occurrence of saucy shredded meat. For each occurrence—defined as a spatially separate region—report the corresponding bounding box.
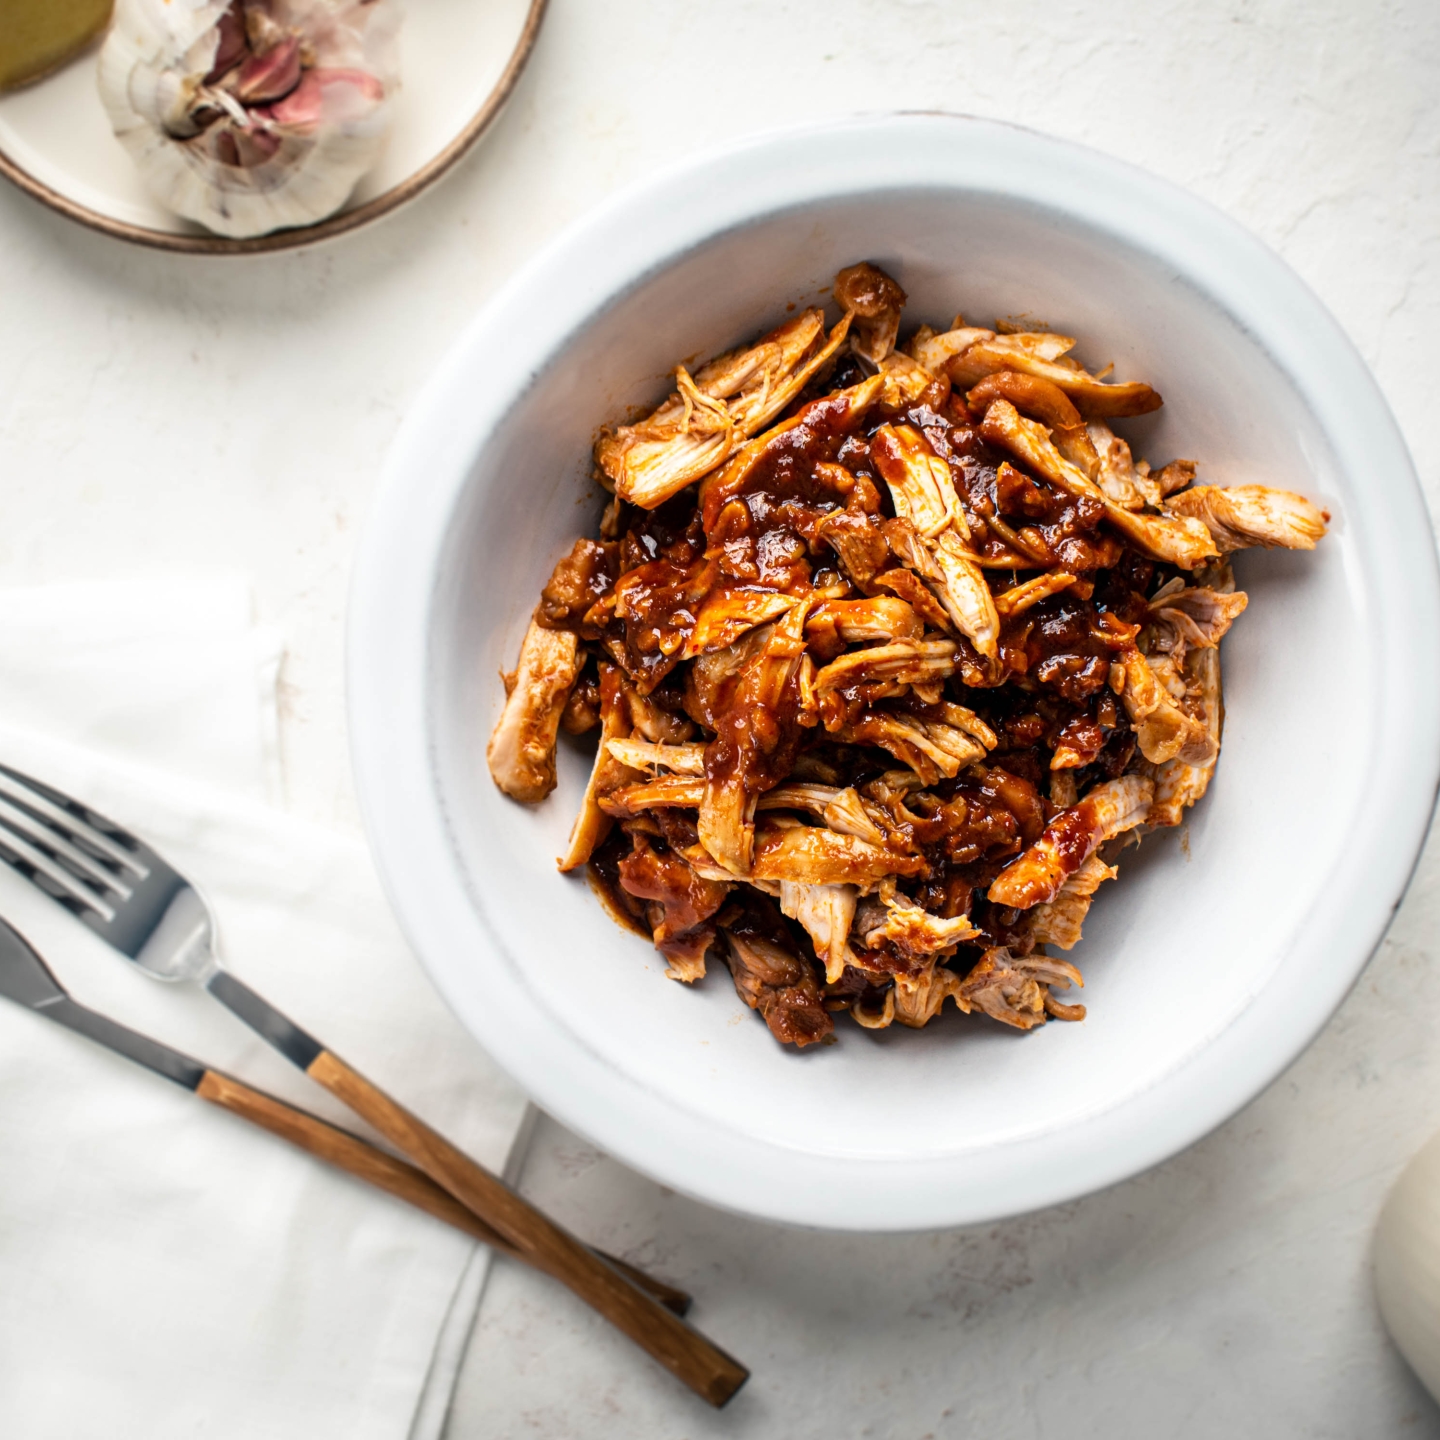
[488,262,1330,1049]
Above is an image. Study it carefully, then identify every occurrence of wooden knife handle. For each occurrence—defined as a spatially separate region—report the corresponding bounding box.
[305,1049,748,1407]
[194,1070,691,1316]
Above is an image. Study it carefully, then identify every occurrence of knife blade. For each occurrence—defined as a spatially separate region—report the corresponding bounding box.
[0,915,206,1087]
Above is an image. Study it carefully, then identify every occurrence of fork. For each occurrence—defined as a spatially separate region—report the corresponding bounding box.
[0,764,747,1407]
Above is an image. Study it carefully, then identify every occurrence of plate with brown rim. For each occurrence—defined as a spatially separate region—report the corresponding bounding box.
[0,0,547,254]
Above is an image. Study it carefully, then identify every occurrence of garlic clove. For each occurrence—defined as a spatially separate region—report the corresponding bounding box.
[229,34,301,104]
[204,2,247,81]
[264,67,382,128]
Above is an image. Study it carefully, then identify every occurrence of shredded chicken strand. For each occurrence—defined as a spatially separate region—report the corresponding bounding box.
[605,739,707,775]
[486,618,581,803]
[960,947,1086,1030]
[780,880,858,984]
[987,774,1154,909]
[597,309,853,509]
[863,893,979,958]
[979,399,1219,569]
[1165,484,1330,552]
[559,665,643,871]
[1025,855,1118,950]
[892,961,969,1028]
[1114,645,1212,766]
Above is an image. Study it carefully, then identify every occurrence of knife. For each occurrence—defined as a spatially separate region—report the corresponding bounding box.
[0,916,689,1314]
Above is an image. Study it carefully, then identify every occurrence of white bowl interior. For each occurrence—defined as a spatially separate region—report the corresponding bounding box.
[426,190,1360,1169]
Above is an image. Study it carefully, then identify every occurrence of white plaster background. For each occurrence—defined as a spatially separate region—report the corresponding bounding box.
[1,1,1438,1434]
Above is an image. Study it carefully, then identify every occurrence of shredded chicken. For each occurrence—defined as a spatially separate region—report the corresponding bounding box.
[698,601,812,875]
[1148,646,1223,826]
[938,329,1163,418]
[959,947,1086,1029]
[834,262,907,365]
[1155,459,1198,498]
[892,961,969,1028]
[820,786,894,848]
[559,665,643,870]
[1086,420,1161,509]
[988,774,1154,909]
[813,638,958,693]
[851,986,897,1029]
[993,571,1077,618]
[489,263,1328,1049]
[967,371,1101,480]
[1113,644,1213,766]
[1025,855,1118,950]
[1165,484,1330,552]
[605,739,706,775]
[620,684,695,744]
[816,509,892,591]
[723,928,833,1047]
[754,783,892,845]
[680,587,798,658]
[862,893,979,958]
[1147,563,1235,826]
[806,596,923,647]
[486,618,582,803]
[980,399,1219,569]
[751,820,925,888]
[1147,584,1249,651]
[908,324,995,375]
[617,832,729,981]
[834,709,990,785]
[596,310,852,509]
[779,880,858,983]
[871,423,1000,654]
[599,774,706,817]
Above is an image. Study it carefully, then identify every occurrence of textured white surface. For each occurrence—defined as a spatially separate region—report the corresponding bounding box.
[0,0,1437,1434]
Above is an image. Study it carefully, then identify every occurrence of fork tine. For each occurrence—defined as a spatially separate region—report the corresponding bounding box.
[0,769,148,877]
[0,765,197,963]
[0,820,117,921]
[0,794,134,899]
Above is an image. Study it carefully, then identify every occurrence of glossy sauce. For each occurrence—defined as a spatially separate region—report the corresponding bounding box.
[565,360,1171,981]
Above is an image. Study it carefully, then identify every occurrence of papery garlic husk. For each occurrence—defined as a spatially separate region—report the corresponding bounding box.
[98,0,401,239]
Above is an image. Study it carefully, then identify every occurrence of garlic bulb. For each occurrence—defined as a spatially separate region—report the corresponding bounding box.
[1375,1128,1440,1402]
[98,0,401,239]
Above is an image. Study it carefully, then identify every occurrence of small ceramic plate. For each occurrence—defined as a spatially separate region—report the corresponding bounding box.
[0,0,546,253]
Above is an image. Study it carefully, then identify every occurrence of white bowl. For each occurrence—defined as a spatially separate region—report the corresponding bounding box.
[349,114,1440,1230]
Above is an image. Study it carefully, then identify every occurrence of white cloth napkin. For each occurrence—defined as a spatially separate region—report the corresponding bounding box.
[0,577,531,1440]
[0,573,284,803]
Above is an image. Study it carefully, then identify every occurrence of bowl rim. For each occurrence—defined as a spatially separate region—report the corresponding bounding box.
[348,112,1440,1230]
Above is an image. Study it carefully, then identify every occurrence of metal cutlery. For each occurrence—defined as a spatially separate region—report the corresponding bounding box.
[0,764,745,1405]
[0,913,690,1315]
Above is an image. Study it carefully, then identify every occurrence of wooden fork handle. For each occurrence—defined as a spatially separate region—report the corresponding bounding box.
[305,1049,749,1407]
[194,1071,691,1316]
